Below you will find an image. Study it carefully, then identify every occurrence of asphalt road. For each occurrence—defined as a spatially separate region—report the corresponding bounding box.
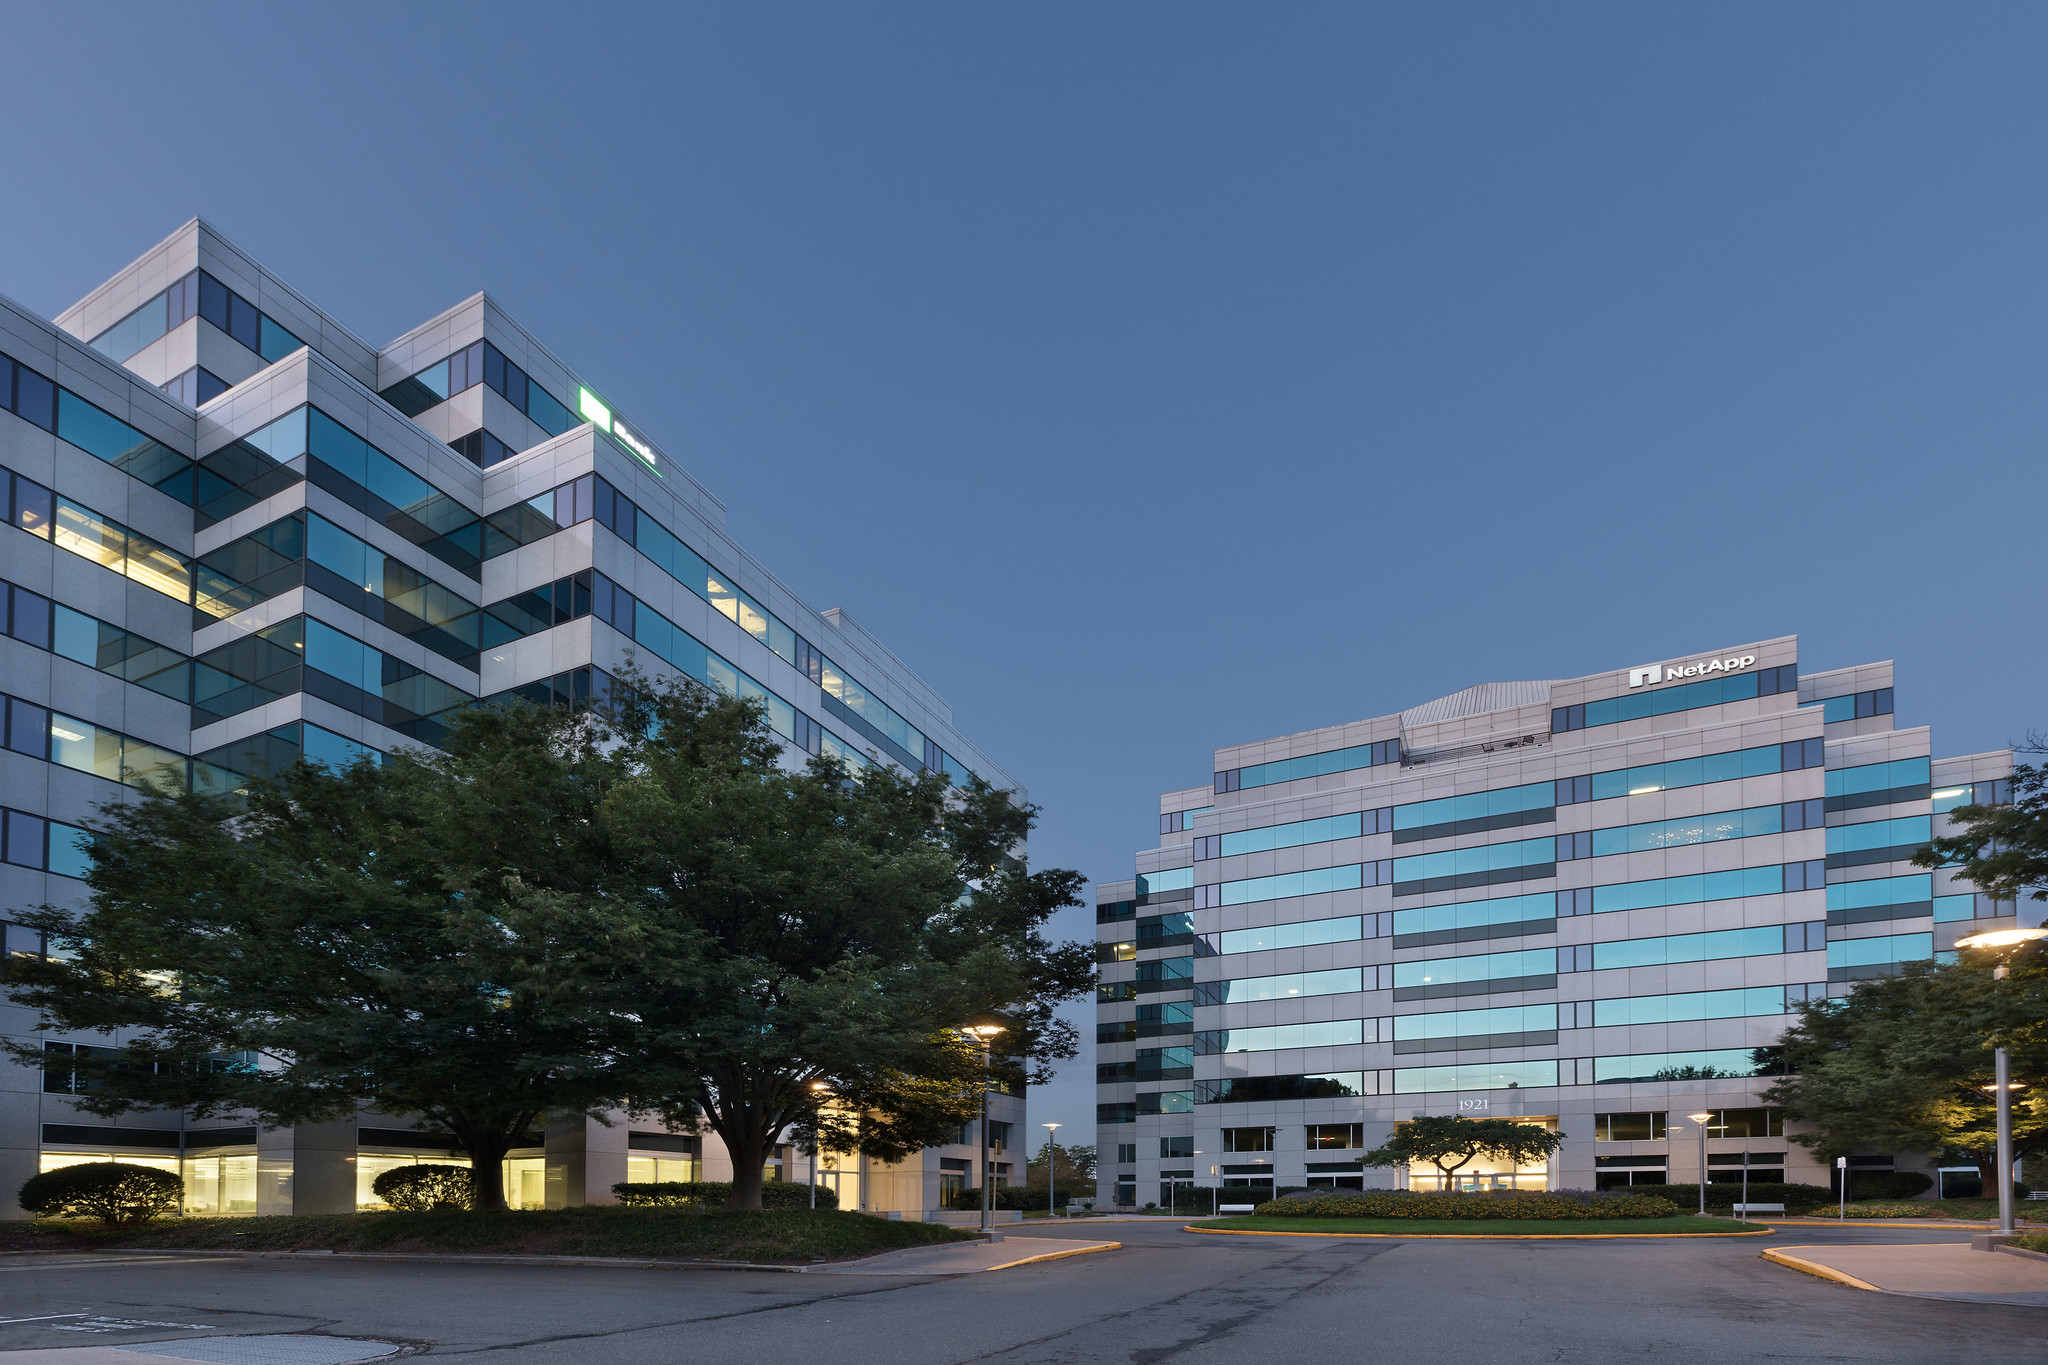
[0,1220,2037,1364]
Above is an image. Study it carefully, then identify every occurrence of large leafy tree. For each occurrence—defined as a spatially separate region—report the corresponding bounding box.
[592,672,1093,1210]
[1,703,649,1211]
[1763,954,2048,1189]
[1360,1115,1565,1188]
[1916,738,2048,911]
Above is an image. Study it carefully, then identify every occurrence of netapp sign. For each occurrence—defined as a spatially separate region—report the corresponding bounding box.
[1628,654,1757,688]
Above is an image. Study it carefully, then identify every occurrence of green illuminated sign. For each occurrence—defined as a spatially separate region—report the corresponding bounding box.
[578,387,612,431]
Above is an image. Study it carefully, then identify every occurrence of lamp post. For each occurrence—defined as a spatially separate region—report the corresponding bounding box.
[809,1081,829,1211]
[1043,1122,1062,1219]
[962,1025,1006,1237]
[1955,927,2047,1240]
[1686,1111,1715,1217]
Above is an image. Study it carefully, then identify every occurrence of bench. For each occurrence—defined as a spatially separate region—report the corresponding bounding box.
[1732,1203,1786,1214]
[2028,1192,2048,1201]
[1219,1203,1258,1214]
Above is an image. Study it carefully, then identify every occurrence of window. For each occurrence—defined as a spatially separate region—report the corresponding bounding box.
[89,269,302,368]
[1137,1001,1194,1037]
[1826,816,1933,869]
[1216,861,1392,906]
[1703,1108,1783,1138]
[380,339,578,438]
[1221,810,1389,857]
[1585,863,1820,915]
[1393,948,1556,1000]
[1591,925,1802,970]
[1200,1074,1372,1104]
[1215,739,1400,794]
[1135,958,1193,993]
[1138,1091,1194,1115]
[1392,837,1557,896]
[1394,783,1554,843]
[1393,1004,1555,1052]
[1116,1143,1137,1165]
[1593,987,1797,1026]
[1196,967,1369,1006]
[1827,933,1935,981]
[3,807,92,878]
[1933,778,2013,814]
[1097,899,1136,923]
[1161,807,1212,833]
[1160,1136,1193,1158]
[1098,1104,1136,1126]
[1222,1128,1276,1153]
[1593,1112,1667,1141]
[1097,941,1136,964]
[1552,664,1798,733]
[163,366,230,408]
[1206,914,1362,956]
[1306,1124,1364,1150]
[1934,893,2013,923]
[1826,874,1933,925]
[1137,867,1194,897]
[1566,803,1819,861]
[1826,757,1931,812]
[1137,912,1194,948]
[1137,1047,1194,1080]
[1557,740,1824,808]
[1594,1050,1787,1084]
[1802,687,1894,724]
[1098,1020,1136,1044]
[1393,1061,1556,1093]
[1391,891,1558,948]
[1196,1020,1369,1054]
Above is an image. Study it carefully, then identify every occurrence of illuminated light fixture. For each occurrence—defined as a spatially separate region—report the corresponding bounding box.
[577,386,612,431]
[1956,928,2048,951]
[1628,785,1661,795]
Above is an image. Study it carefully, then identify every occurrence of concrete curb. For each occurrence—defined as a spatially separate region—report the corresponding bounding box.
[1760,1247,1881,1291]
[1184,1223,1776,1240]
[1995,1243,2048,1265]
[980,1241,1120,1271]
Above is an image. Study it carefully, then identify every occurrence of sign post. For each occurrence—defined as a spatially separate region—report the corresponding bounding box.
[1837,1156,1848,1221]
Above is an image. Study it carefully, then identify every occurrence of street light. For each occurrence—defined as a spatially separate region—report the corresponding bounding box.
[962,1025,1006,1238]
[809,1081,829,1211]
[1686,1111,1715,1217]
[1043,1122,1062,1219]
[1955,927,2047,1241]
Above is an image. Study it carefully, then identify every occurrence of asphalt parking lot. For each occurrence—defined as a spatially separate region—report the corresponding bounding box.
[1,1219,2038,1364]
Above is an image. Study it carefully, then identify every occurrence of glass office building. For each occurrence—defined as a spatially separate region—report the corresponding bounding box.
[1094,641,2023,1205]
[0,218,1021,1217]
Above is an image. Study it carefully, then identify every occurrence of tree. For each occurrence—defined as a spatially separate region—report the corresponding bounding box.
[1916,738,2048,911]
[1,701,651,1212]
[1026,1140,1096,1188]
[1361,1115,1565,1189]
[1764,955,2048,1190]
[589,671,1094,1210]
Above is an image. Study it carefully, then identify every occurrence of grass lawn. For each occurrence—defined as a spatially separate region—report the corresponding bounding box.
[1191,1214,1759,1237]
[0,1207,971,1263]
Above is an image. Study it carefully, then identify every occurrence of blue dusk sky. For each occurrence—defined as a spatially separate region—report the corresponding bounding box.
[3,3,2045,1151]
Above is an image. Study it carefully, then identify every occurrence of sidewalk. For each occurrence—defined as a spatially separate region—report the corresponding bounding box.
[809,1237,1119,1275]
[1763,1243,2048,1307]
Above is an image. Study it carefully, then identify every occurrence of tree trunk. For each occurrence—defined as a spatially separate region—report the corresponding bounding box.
[446,1115,523,1212]
[707,1097,777,1211]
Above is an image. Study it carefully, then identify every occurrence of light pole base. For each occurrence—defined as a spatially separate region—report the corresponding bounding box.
[1972,1232,2019,1253]
[979,1231,1005,1243]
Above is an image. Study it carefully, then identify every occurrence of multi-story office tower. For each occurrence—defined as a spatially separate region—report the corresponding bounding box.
[0,219,1022,1217]
[1095,639,2021,1207]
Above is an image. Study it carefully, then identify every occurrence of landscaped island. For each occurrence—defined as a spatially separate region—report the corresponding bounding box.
[1192,1188,1757,1237]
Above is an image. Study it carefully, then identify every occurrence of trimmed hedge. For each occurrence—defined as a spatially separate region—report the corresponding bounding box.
[371,1164,474,1211]
[1652,1182,1835,1211]
[611,1179,838,1210]
[1250,1189,1681,1221]
[19,1161,183,1225]
[1839,1171,1933,1201]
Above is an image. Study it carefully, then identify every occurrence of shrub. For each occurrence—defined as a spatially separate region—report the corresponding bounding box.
[1248,1188,1681,1221]
[610,1180,837,1210]
[1646,1182,1836,1212]
[19,1161,183,1225]
[1932,1177,2031,1200]
[371,1164,474,1211]
[1836,1202,1935,1219]
[1842,1171,1933,1201]
[948,1185,1052,1211]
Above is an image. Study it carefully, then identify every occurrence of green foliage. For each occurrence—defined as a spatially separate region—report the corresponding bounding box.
[370,1164,475,1211]
[1,672,1093,1215]
[1763,957,2048,1188]
[18,1161,183,1225]
[1840,1170,1933,1200]
[1360,1115,1566,1184]
[1653,1183,1837,1211]
[588,669,1092,1210]
[611,1180,837,1210]
[1917,747,2048,908]
[61,1206,968,1261]
[1025,1140,1095,1188]
[1250,1189,1680,1220]
[947,1184,1055,1210]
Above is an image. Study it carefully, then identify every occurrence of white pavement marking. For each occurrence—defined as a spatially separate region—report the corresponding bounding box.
[0,1314,92,1325]
[110,1336,401,1365]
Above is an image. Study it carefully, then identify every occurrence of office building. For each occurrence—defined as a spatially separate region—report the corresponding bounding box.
[1094,639,2019,1205]
[0,219,1021,1217]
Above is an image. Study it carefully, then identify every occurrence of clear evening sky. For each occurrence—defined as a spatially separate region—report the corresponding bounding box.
[5,3,2045,1153]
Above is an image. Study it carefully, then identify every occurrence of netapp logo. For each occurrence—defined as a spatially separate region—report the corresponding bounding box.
[1628,654,1757,688]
